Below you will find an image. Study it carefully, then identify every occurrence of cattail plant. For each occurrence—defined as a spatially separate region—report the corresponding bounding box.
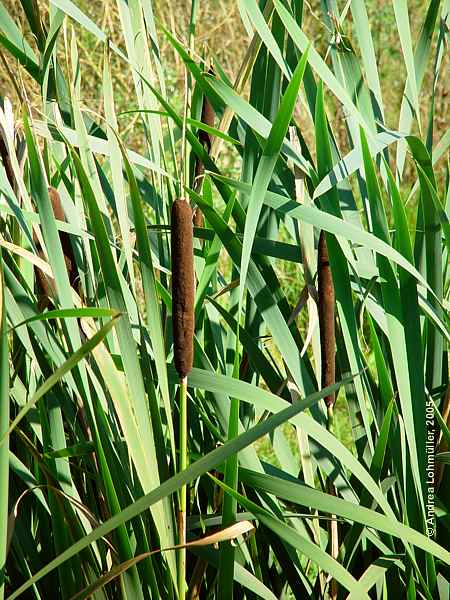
[317,230,338,599]
[171,197,195,600]
[2,3,450,598]
[317,231,335,408]
[193,75,215,227]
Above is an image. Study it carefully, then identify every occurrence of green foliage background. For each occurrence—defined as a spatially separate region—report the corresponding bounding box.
[0,1,449,599]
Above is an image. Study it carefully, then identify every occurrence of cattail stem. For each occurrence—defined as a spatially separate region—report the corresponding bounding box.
[171,198,194,600]
[178,376,188,600]
[326,404,339,600]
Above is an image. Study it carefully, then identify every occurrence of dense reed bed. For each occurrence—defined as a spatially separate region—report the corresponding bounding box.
[0,1,449,599]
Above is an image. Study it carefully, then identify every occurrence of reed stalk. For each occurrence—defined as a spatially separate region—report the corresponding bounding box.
[178,376,188,600]
[171,198,195,600]
[0,251,9,600]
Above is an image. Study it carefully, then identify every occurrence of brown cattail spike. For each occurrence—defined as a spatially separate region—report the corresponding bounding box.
[318,231,335,406]
[34,187,78,307]
[48,186,65,222]
[193,80,215,228]
[197,95,215,154]
[172,199,195,378]
[48,187,78,289]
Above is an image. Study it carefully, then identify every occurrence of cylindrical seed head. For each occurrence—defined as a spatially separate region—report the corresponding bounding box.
[318,231,336,407]
[171,199,195,378]
[34,187,78,306]
[193,84,215,228]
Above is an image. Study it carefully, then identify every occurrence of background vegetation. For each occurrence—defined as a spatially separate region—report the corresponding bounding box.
[0,0,449,599]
